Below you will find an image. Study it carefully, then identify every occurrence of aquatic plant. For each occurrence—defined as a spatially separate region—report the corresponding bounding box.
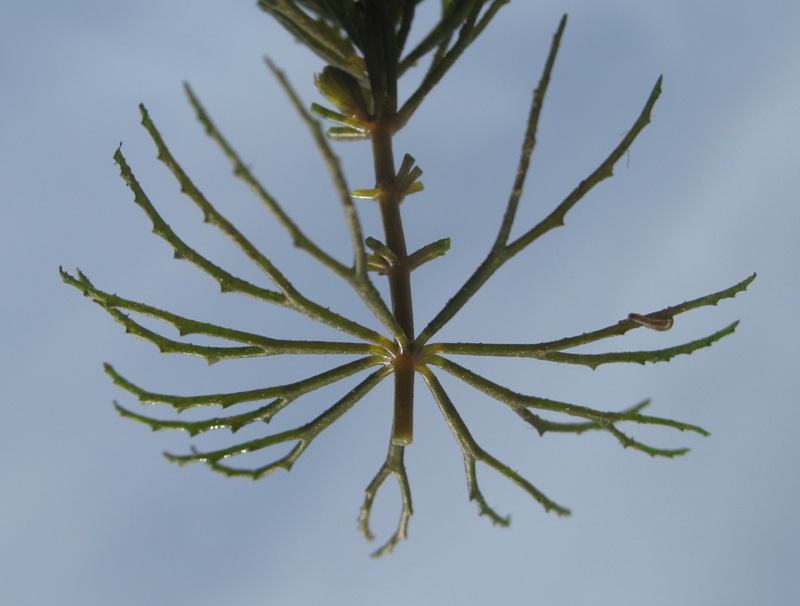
[63,1,753,556]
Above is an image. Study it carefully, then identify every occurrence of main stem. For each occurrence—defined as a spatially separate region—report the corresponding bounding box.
[361,3,415,445]
[371,123,415,445]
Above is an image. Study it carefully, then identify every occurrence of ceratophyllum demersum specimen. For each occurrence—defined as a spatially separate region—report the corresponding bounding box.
[63,3,754,556]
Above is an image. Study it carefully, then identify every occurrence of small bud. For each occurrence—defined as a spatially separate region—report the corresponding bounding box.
[365,237,397,275]
[365,237,398,263]
[314,66,369,120]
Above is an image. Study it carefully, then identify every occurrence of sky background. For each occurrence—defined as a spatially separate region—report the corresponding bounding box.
[2,1,799,604]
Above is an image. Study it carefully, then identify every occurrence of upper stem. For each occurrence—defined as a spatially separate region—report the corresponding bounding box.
[363,5,415,445]
[371,125,413,345]
[370,122,415,445]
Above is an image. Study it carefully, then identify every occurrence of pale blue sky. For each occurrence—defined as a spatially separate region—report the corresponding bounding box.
[2,2,799,604]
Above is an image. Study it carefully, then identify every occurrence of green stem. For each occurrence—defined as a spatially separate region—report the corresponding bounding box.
[371,125,413,342]
[371,122,415,445]
[363,4,415,445]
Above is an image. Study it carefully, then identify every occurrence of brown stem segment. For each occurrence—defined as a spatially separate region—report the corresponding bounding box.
[391,353,415,445]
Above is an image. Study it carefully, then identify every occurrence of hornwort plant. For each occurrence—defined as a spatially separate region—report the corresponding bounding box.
[62,1,754,557]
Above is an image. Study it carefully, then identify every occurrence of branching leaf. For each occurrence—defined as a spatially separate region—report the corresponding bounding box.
[165,366,391,479]
[105,356,383,412]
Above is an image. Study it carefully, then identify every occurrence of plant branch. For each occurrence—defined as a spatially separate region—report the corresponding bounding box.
[494,14,566,247]
[124,115,392,348]
[395,0,509,130]
[505,75,662,258]
[414,69,663,349]
[428,273,755,358]
[257,0,365,77]
[113,146,285,304]
[397,0,479,74]
[116,397,293,436]
[428,356,708,444]
[264,60,405,342]
[263,62,365,272]
[394,0,508,132]
[419,365,571,520]
[105,355,383,411]
[61,267,384,363]
[183,83,350,278]
[428,322,739,369]
[358,442,412,558]
[514,400,651,437]
[165,365,391,478]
